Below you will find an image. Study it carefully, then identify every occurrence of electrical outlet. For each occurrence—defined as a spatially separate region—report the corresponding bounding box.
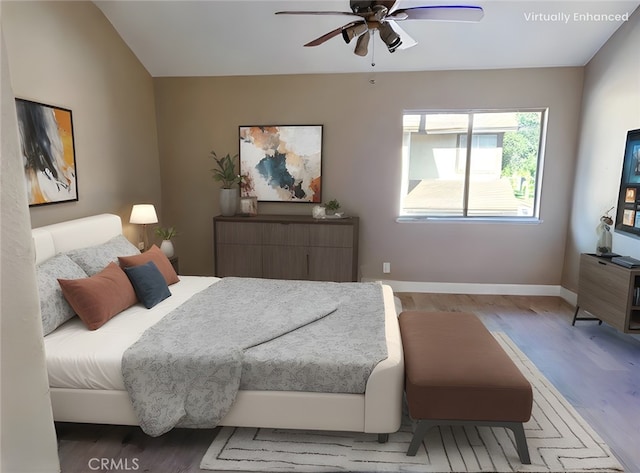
[383,262,391,274]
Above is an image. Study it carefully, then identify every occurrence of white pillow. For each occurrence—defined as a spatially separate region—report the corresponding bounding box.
[37,254,88,335]
[66,234,140,276]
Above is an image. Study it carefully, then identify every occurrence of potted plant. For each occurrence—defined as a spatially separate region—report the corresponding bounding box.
[324,199,341,215]
[155,226,178,258]
[210,151,241,216]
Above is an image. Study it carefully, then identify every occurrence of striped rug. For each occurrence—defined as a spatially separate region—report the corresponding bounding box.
[200,333,623,472]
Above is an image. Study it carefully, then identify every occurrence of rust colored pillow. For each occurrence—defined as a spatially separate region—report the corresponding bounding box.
[58,262,137,330]
[118,245,179,285]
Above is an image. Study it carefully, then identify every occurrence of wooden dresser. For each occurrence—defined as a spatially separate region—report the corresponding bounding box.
[575,253,640,333]
[213,214,359,282]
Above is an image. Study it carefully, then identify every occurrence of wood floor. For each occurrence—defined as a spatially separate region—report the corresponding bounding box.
[54,293,640,473]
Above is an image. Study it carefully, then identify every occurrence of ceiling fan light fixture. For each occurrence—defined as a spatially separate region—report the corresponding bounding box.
[378,22,401,52]
[354,30,370,56]
[341,22,368,44]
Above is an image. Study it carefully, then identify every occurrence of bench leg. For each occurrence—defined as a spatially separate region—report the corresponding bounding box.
[407,420,531,464]
[377,433,389,443]
[407,420,434,456]
[508,422,531,464]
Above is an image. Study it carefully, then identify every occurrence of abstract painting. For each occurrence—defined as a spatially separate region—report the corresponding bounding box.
[15,99,78,206]
[239,125,322,202]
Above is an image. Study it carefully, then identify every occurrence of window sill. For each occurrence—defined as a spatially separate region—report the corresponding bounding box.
[396,216,543,224]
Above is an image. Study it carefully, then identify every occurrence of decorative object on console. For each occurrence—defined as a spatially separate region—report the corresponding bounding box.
[155,226,178,258]
[596,207,614,256]
[210,151,240,216]
[324,198,341,215]
[615,128,640,237]
[312,205,326,219]
[129,204,158,251]
[239,125,322,203]
[239,196,258,216]
[15,98,78,206]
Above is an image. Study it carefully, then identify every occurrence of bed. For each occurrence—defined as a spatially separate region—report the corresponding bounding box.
[34,213,404,438]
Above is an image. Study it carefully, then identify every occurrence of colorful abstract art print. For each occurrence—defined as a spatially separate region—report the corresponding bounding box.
[15,99,78,206]
[239,125,322,203]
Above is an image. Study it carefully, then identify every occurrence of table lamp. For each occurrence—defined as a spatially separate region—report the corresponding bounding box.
[129,204,158,251]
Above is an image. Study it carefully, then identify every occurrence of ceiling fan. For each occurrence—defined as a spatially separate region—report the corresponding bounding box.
[276,1,484,57]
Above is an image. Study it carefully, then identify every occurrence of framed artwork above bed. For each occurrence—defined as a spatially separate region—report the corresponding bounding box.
[239,125,322,203]
[15,98,78,207]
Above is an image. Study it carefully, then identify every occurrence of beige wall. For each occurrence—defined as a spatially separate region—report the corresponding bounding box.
[2,1,161,241]
[155,67,584,283]
[6,1,635,289]
[563,8,640,292]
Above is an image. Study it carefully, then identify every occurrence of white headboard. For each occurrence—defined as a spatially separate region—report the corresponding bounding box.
[32,214,123,265]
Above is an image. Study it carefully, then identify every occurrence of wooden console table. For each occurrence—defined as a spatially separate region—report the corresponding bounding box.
[213,214,359,282]
[573,253,640,333]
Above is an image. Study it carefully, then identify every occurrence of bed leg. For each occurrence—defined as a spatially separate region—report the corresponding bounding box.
[377,433,389,443]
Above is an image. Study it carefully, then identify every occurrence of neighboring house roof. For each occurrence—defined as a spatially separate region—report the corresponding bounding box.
[403,113,520,134]
[403,178,531,215]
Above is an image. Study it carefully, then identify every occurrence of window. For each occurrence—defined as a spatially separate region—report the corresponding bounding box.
[400,109,546,219]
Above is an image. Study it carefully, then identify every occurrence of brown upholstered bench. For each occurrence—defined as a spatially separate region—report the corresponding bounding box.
[399,311,533,464]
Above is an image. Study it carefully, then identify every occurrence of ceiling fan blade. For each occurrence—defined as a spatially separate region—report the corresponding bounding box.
[378,0,400,13]
[387,20,417,50]
[276,11,364,18]
[354,30,370,56]
[392,5,484,22]
[303,21,360,47]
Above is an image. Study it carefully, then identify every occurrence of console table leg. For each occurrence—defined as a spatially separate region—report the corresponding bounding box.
[572,305,602,326]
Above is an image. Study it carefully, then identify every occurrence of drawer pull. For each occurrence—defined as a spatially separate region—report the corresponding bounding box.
[598,261,607,266]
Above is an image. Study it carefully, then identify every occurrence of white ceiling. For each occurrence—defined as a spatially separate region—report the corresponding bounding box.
[94,0,639,77]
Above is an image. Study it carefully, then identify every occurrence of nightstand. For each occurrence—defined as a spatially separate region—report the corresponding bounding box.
[169,256,179,274]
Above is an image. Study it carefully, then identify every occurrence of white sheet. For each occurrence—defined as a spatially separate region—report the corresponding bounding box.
[44,276,219,390]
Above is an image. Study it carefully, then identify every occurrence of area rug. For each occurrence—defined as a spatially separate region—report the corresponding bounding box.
[200,333,623,472]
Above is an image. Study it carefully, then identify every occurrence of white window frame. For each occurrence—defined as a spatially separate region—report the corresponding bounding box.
[398,108,548,222]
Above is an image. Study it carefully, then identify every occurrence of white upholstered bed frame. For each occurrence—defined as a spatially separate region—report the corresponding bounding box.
[34,214,404,435]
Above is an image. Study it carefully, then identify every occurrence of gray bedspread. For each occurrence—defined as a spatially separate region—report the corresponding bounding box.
[121,277,387,437]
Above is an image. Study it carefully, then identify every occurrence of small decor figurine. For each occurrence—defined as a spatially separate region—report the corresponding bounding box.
[312,205,326,219]
[596,207,614,256]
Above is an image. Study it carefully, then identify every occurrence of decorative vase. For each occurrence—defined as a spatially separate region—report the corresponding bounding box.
[160,239,175,258]
[220,188,238,216]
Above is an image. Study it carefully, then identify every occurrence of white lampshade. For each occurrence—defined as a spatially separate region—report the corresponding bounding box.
[129,204,158,224]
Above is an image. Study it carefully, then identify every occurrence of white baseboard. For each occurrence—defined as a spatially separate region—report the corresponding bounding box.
[364,278,578,305]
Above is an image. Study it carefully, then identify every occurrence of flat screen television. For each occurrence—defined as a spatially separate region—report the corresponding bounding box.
[615,128,640,238]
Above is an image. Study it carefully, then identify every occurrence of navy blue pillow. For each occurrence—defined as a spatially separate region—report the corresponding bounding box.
[124,261,171,309]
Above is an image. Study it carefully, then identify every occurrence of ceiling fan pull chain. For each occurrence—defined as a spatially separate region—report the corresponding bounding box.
[371,29,376,68]
[369,30,376,85]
